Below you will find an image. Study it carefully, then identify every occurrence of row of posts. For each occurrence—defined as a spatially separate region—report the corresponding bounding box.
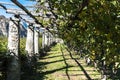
[6,15,55,80]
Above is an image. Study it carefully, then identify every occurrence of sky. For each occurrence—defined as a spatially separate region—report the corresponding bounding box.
[0,0,36,18]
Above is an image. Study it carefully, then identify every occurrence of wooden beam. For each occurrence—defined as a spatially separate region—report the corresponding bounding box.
[11,0,44,27]
[0,1,37,8]
[0,4,7,10]
[11,0,53,34]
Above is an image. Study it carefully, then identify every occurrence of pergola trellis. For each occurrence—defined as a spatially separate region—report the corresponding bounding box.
[0,1,56,80]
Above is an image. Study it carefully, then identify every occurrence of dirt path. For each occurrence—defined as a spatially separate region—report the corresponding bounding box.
[36,43,101,80]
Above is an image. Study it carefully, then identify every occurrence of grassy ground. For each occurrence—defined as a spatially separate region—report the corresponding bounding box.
[35,43,101,80]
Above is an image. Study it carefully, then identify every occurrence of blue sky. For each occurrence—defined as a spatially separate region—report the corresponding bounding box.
[0,0,36,18]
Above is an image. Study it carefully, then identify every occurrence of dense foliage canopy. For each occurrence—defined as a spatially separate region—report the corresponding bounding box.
[37,0,120,78]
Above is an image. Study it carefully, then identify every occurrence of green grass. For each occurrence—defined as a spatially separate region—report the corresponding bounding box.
[0,37,42,55]
[0,37,101,80]
[0,37,7,54]
[20,38,26,55]
[33,43,101,80]
[39,37,42,48]
[36,44,67,80]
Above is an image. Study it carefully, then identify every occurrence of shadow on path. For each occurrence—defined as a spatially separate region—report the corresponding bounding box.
[21,44,96,80]
[40,54,63,59]
[65,47,92,80]
[60,44,70,80]
[37,58,70,66]
[31,44,72,80]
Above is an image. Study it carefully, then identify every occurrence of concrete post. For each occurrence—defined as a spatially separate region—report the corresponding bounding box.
[42,31,45,49]
[0,17,8,37]
[7,16,20,80]
[44,31,48,47]
[25,24,34,61]
[34,29,39,55]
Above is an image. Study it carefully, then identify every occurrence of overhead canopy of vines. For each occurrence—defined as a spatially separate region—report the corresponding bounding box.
[35,0,120,69]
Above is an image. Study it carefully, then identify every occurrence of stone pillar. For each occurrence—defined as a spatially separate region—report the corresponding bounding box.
[42,30,50,52]
[50,34,52,45]
[49,32,51,46]
[42,31,45,49]
[25,25,34,60]
[7,16,20,80]
[47,32,49,46]
[0,17,8,37]
[50,33,53,45]
[34,29,39,55]
[44,31,48,47]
